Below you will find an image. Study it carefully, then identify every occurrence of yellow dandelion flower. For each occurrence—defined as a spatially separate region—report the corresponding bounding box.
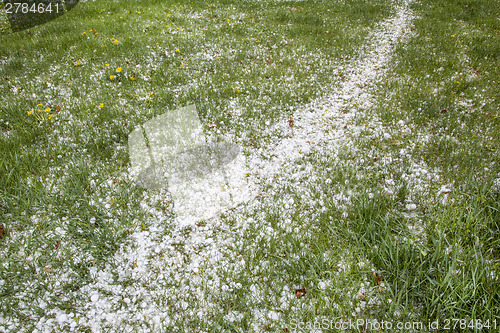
[175,48,180,52]
[83,31,86,34]
[110,75,115,80]
[44,108,50,112]
[114,39,119,44]
[149,92,154,96]
[227,19,230,23]
[181,64,184,67]
[75,61,81,66]
[28,110,33,115]
[99,103,104,108]
[130,76,135,80]
[116,67,122,72]
[236,89,241,93]
[137,11,141,14]
[106,64,110,66]
[37,104,42,107]
[48,114,54,120]
[451,34,456,37]
[148,98,152,101]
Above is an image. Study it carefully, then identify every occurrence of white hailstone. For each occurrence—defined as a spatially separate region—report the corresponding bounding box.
[406,203,417,210]
[91,294,99,303]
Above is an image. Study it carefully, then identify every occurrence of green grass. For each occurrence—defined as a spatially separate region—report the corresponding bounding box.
[0,0,499,331]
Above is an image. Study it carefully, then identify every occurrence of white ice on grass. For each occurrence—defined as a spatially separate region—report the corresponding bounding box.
[247,0,416,181]
[2,1,430,332]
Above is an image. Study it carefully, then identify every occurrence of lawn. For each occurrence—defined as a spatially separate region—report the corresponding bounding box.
[0,0,498,332]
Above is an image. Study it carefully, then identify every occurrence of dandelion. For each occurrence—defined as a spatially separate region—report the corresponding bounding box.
[110,75,115,80]
[44,108,50,113]
[175,48,180,52]
[116,67,122,72]
[130,76,135,80]
[451,34,456,37]
[114,39,119,44]
[105,64,110,67]
[48,114,54,120]
[227,19,230,23]
[99,103,104,108]
[37,104,42,107]
[75,61,81,66]
[236,89,241,93]
[181,64,184,67]
[82,31,86,34]
[27,110,33,115]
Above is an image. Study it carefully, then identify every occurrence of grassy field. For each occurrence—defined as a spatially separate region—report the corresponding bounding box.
[0,0,498,332]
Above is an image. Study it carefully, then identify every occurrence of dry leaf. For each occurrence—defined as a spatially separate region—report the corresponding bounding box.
[295,288,306,298]
[54,105,61,112]
[373,271,382,285]
[44,267,53,273]
[0,224,6,239]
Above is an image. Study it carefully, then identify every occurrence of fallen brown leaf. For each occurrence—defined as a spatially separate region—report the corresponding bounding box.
[295,288,306,298]
[0,224,6,239]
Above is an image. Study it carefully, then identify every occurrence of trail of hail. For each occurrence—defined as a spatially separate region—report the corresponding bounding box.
[247,0,415,179]
[32,1,416,332]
